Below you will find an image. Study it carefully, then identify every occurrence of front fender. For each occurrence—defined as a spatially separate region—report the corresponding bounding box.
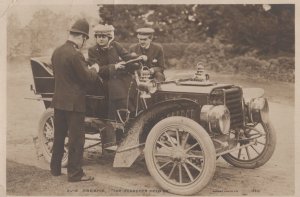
[243,88,265,104]
[113,98,199,167]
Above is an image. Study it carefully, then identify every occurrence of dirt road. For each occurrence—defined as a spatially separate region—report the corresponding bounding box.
[6,60,295,196]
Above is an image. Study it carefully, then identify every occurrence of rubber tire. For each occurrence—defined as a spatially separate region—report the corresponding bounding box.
[144,116,216,195]
[38,108,68,167]
[222,122,276,169]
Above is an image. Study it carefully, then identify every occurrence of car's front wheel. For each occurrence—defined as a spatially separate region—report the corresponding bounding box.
[144,116,216,195]
[222,122,276,169]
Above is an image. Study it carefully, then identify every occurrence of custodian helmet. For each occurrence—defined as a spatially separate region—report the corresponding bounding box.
[69,18,90,39]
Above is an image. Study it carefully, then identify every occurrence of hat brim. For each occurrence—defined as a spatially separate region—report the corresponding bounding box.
[70,29,89,39]
[95,32,114,38]
[95,33,110,36]
[137,34,152,39]
[136,28,155,34]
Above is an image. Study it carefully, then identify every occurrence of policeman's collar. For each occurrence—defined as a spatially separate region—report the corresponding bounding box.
[66,40,79,49]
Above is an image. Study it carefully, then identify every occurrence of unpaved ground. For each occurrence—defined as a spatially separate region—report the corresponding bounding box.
[6,160,133,196]
[6,59,295,196]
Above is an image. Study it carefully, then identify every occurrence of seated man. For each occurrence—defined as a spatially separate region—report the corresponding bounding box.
[129,27,166,82]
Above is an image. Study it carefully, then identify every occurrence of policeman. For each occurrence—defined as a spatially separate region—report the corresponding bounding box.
[50,18,99,182]
[88,24,137,120]
[129,27,166,82]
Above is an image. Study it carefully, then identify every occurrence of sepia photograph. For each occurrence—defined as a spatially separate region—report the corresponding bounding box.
[2,0,297,196]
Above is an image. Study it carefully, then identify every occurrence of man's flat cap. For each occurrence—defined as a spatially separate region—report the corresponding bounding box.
[137,28,155,35]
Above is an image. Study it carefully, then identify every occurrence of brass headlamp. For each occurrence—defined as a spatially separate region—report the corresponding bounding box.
[200,105,231,134]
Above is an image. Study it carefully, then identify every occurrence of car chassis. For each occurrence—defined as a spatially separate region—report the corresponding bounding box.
[29,57,276,195]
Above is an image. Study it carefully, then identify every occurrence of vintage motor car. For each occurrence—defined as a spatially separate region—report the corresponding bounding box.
[30,56,276,195]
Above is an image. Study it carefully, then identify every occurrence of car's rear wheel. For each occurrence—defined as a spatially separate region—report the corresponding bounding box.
[38,108,68,167]
[144,116,216,195]
[222,122,276,169]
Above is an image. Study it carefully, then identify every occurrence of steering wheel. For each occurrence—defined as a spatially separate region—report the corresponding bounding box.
[123,56,145,71]
[124,56,144,65]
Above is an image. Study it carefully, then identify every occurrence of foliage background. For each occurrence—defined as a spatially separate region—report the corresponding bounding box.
[7,4,295,82]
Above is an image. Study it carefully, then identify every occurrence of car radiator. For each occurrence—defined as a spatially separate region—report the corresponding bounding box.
[223,87,244,128]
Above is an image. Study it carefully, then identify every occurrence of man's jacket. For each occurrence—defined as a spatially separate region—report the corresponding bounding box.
[88,41,135,100]
[129,42,165,73]
[51,40,98,112]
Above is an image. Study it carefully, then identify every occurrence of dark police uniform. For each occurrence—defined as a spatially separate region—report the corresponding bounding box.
[88,41,136,119]
[129,42,166,82]
[51,40,98,181]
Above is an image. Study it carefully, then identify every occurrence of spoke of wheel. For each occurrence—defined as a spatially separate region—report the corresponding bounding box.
[49,144,53,153]
[168,163,177,178]
[176,129,180,147]
[245,126,264,135]
[164,131,176,147]
[183,163,194,182]
[246,133,261,137]
[185,142,199,152]
[178,163,183,184]
[159,161,172,170]
[237,149,242,159]
[245,147,251,160]
[45,122,52,131]
[250,145,260,155]
[43,130,47,138]
[154,153,172,157]
[186,159,202,172]
[187,154,203,159]
[257,141,266,146]
[181,133,189,149]
[156,141,172,151]
[50,117,54,128]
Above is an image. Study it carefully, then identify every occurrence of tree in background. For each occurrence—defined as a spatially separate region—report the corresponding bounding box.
[7,8,72,57]
[99,5,149,41]
[7,14,29,59]
[269,4,295,53]
[6,4,294,82]
[98,4,294,55]
[7,7,102,58]
[222,4,295,54]
[26,9,58,55]
[98,4,200,42]
[7,4,294,59]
